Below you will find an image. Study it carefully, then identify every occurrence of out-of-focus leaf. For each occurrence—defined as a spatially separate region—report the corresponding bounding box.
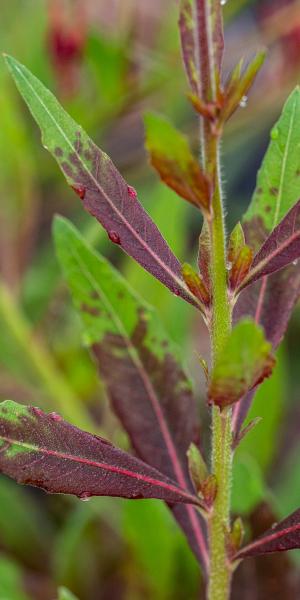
[231,455,266,516]
[0,556,30,600]
[0,476,50,569]
[209,320,275,408]
[238,200,300,292]
[144,112,210,211]
[0,400,200,506]
[58,587,79,600]
[4,54,199,309]
[234,347,286,472]
[54,216,208,569]
[235,507,300,560]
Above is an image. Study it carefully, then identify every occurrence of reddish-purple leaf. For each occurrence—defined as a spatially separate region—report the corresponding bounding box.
[179,0,224,98]
[238,200,300,292]
[4,55,200,310]
[54,217,209,571]
[0,401,201,507]
[179,0,199,94]
[235,508,300,560]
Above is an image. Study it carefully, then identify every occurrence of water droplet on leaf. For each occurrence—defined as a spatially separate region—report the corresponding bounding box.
[220,0,227,5]
[239,96,248,108]
[49,412,63,422]
[108,231,121,244]
[78,492,92,502]
[293,259,298,266]
[127,185,137,198]
[71,184,86,200]
[226,262,233,271]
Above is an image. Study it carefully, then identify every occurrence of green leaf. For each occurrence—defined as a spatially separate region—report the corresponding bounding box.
[244,87,300,251]
[4,55,197,308]
[209,319,275,408]
[231,454,266,515]
[58,587,79,600]
[144,112,210,212]
[0,556,30,600]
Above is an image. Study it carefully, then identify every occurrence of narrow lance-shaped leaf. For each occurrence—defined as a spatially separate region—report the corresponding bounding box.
[222,52,266,123]
[54,216,209,570]
[0,400,201,507]
[179,0,224,98]
[4,54,199,310]
[233,87,300,431]
[235,508,300,560]
[237,199,300,292]
[208,319,275,409]
[144,112,211,213]
[179,0,199,94]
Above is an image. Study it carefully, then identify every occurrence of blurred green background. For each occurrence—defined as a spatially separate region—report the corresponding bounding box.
[1,0,300,598]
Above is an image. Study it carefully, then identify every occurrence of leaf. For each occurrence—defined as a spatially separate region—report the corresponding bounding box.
[237,200,300,292]
[209,320,275,409]
[179,0,224,97]
[179,0,199,94]
[0,400,201,507]
[235,508,300,560]
[58,587,79,600]
[54,216,208,570]
[244,87,300,248]
[0,556,30,600]
[233,87,300,431]
[4,55,199,310]
[144,112,210,212]
[222,52,266,122]
[187,442,208,494]
[182,263,210,307]
[227,222,246,264]
[231,503,300,598]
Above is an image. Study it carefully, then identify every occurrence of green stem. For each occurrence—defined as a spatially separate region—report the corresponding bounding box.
[206,146,233,600]
[207,153,233,600]
[0,281,94,431]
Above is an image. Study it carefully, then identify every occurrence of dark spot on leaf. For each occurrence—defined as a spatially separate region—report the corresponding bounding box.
[270,187,279,197]
[61,162,74,178]
[118,291,125,299]
[297,170,300,176]
[84,150,92,161]
[108,231,121,244]
[256,187,263,195]
[265,205,271,213]
[54,147,63,157]
[81,303,100,317]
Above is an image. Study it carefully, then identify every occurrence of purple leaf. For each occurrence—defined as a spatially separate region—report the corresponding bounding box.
[54,217,209,571]
[235,508,300,560]
[179,0,224,98]
[179,0,199,94]
[238,200,300,292]
[4,55,200,310]
[0,401,201,507]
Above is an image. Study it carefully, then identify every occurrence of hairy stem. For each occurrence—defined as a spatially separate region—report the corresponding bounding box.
[207,146,233,600]
[194,0,233,594]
